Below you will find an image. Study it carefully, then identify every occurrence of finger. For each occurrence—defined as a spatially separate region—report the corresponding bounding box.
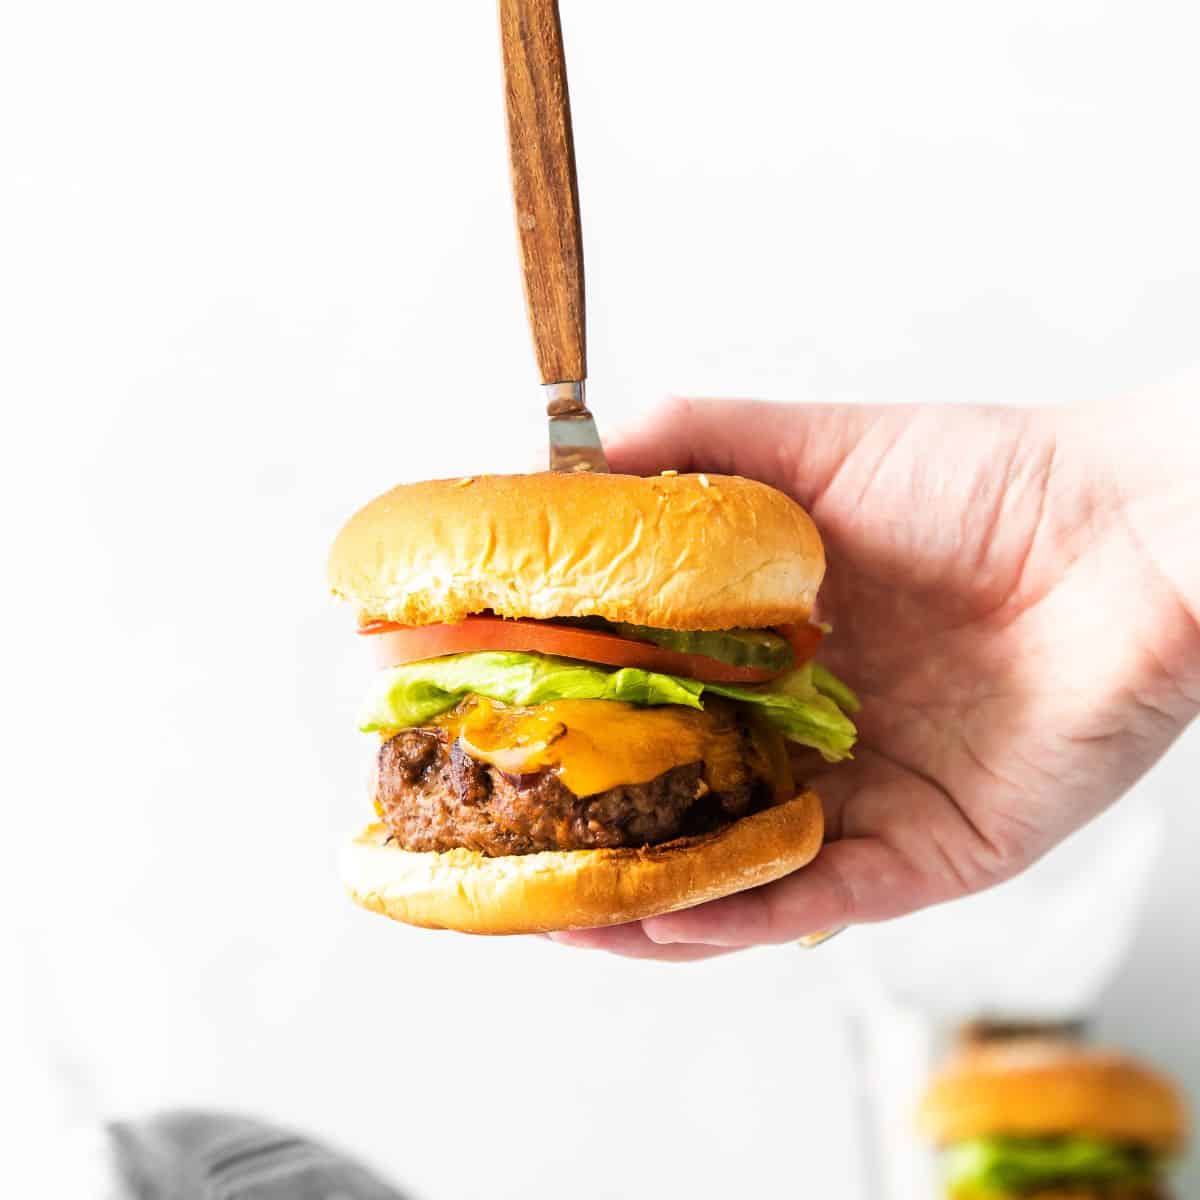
[641,837,935,947]
[605,397,888,509]
[547,924,740,962]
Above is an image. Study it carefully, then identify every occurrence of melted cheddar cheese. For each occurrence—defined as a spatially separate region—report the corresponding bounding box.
[434,696,752,798]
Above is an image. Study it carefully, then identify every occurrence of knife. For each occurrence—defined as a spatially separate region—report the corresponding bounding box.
[498,0,609,473]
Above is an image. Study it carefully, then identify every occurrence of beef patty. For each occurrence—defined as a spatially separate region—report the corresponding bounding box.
[374,726,763,856]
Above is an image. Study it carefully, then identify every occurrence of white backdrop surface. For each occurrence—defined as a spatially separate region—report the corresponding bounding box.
[4,2,1198,1197]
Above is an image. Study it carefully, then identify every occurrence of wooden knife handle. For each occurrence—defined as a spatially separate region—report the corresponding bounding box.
[499,0,586,385]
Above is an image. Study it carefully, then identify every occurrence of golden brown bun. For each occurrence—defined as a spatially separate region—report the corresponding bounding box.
[327,472,824,629]
[340,789,823,935]
[917,1040,1189,1152]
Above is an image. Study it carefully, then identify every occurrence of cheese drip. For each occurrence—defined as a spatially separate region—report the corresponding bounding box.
[434,696,753,798]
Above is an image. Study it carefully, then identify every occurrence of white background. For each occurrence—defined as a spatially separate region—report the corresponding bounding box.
[4,1,1198,1196]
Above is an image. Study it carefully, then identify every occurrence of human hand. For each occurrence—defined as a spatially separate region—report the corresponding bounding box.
[551,396,1200,961]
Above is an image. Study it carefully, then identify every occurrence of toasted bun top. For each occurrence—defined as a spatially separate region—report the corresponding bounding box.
[328,472,824,629]
[916,1040,1189,1151]
[341,788,823,935]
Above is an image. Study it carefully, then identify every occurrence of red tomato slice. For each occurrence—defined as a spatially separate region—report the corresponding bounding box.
[357,616,782,684]
[776,621,824,666]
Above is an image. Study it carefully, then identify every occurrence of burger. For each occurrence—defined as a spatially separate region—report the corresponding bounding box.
[328,470,858,934]
[916,1037,1190,1198]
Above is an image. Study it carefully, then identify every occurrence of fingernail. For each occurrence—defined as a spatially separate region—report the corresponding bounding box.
[796,926,848,949]
[641,918,680,944]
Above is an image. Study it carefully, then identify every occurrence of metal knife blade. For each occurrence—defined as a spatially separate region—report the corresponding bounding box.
[546,381,609,473]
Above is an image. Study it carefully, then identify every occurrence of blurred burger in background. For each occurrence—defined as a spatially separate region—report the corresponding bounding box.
[328,471,857,934]
[917,1031,1190,1198]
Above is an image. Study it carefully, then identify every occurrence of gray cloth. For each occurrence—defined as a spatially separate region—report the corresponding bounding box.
[107,1111,409,1200]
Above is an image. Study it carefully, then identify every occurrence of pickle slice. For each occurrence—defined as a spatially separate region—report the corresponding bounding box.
[605,622,794,671]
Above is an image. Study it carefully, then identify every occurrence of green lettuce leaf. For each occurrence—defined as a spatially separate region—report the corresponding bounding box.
[811,663,862,714]
[702,665,858,761]
[359,652,858,761]
[944,1136,1158,1193]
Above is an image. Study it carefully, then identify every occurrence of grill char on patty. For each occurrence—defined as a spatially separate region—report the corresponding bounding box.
[374,725,762,857]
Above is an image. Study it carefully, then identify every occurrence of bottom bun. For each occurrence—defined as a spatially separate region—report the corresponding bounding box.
[340,789,824,935]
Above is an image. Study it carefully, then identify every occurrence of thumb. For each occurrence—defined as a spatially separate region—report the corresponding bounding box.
[604,397,888,509]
